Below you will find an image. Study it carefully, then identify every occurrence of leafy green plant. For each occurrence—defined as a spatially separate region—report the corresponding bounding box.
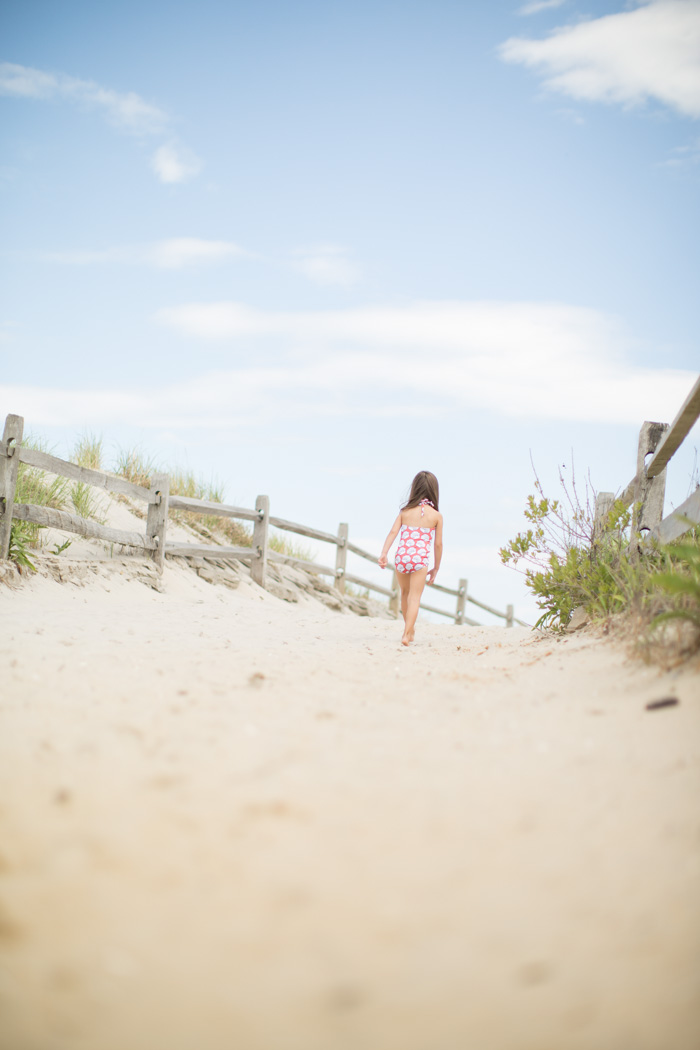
[651,540,700,631]
[51,539,72,555]
[8,523,37,571]
[500,463,634,628]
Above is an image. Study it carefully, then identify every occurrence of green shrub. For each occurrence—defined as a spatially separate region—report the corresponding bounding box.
[651,535,700,632]
[501,466,700,640]
[8,522,37,571]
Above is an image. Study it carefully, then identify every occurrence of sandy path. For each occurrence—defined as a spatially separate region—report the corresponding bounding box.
[1,565,699,1050]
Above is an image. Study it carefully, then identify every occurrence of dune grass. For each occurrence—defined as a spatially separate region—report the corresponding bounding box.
[70,433,107,523]
[12,436,71,548]
[7,434,316,566]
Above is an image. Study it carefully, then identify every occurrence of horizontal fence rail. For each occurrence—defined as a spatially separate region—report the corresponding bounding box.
[18,445,155,503]
[0,411,524,626]
[12,503,158,550]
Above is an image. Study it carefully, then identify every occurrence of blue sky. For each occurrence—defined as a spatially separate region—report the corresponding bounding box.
[2,0,699,623]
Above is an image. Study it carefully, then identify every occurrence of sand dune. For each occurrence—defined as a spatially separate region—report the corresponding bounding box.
[1,558,699,1050]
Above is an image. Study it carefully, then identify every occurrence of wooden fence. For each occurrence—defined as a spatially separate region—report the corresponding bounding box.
[593,374,700,544]
[0,413,524,627]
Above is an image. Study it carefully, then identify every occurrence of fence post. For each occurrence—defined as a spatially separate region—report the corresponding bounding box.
[633,421,669,537]
[250,494,269,587]
[593,491,615,543]
[335,522,348,594]
[388,568,400,617]
[506,604,514,628]
[146,473,170,573]
[456,578,467,625]
[0,414,24,560]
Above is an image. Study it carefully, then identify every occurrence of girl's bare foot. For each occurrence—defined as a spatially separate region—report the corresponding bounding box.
[401,629,415,646]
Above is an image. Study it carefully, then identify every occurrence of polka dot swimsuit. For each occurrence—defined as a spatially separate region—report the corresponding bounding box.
[395,499,435,574]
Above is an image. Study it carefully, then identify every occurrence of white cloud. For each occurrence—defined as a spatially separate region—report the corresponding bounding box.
[292,245,359,287]
[0,62,168,134]
[4,301,694,431]
[146,238,240,267]
[519,0,567,16]
[43,238,244,269]
[144,298,695,426]
[0,62,202,182]
[151,143,202,184]
[500,0,700,119]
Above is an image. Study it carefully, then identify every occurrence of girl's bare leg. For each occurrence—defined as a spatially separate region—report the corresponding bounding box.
[402,568,428,645]
[397,571,411,622]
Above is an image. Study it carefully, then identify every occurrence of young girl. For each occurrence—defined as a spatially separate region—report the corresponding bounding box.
[378,470,443,646]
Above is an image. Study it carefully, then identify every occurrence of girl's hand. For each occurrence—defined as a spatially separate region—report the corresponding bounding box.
[427,568,437,585]
[378,554,388,569]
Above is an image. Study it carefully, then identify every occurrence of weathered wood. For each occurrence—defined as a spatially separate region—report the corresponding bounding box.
[593,491,615,541]
[12,503,156,549]
[633,421,669,535]
[346,540,379,564]
[618,477,636,509]
[165,543,256,559]
[455,578,467,625]
[146,473,170,573]
[652,488,700,545]
[168,494,261,522]
[268,515,339,546]
[251,494,269,587]
[619,422,671,515]
[466,594,509,619]
[429,582,461,597]
[343,571,396,600]
[646,374,700,479]
[268,552,337,576]
[506,604,514,628]
[335,522,348,594]
[417,600,454,618]
[17,446,154,502]
[0,414,24,559]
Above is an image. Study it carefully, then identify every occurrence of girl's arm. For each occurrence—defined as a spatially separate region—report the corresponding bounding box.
[427,514,443,584]
[378,514,402,569]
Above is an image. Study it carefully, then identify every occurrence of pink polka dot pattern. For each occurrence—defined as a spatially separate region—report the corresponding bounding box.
[395,525,433,574]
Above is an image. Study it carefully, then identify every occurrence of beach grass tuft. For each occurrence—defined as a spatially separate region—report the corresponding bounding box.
[70,434,107,523]
[13,436,71,548]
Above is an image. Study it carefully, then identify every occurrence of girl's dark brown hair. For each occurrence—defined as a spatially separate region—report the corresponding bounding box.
[402,470,439,511]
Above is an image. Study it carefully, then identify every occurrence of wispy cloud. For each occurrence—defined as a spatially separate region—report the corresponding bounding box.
[150,299,698,427]
[43,238,246,269]
[0,61,167,133]
[291,245,360,287]
[40,236,362,281]
[0,61,202,182]
[500,0,700,119]
[658,134,700,167]
[519,0,567,16]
